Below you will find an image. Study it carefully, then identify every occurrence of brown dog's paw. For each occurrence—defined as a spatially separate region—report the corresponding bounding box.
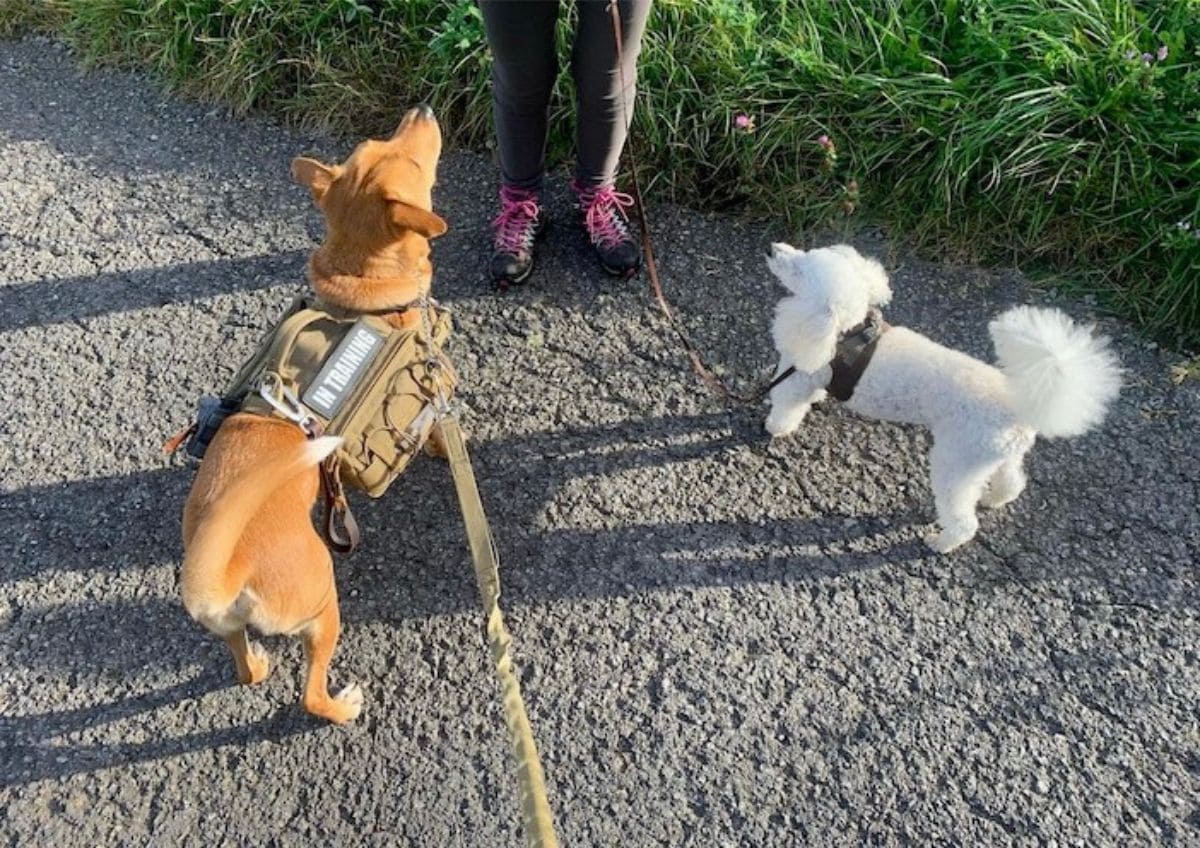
[238,640,271,685]
[332,683,364,721]
[306,683,364,724]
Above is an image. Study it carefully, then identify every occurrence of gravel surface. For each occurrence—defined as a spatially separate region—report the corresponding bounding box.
[1,36,1198,847]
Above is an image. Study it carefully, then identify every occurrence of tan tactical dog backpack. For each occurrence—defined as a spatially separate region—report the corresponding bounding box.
[179,295,457,499]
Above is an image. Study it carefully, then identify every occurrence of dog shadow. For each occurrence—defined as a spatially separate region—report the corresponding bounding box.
[339,408,939,619]
[0,678,318,787]
[0,407,940,787]
[0,595,356,788]
[4,352,1192,789]
[0,251,310,334]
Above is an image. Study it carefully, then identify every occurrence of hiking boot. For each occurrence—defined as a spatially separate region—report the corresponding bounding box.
[572,180,641,278]
[490,185,546,287]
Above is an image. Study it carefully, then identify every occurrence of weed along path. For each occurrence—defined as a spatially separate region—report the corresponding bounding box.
[3,36,1200,847]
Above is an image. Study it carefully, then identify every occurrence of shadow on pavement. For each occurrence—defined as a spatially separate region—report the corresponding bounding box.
[0,679,320,788]
[0,250,309,333]
[0,409,917,588]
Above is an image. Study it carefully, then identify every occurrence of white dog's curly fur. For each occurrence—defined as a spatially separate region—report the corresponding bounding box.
[765,242,1123,552]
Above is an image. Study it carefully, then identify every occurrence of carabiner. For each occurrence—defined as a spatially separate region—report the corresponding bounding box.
[258,372,320,437]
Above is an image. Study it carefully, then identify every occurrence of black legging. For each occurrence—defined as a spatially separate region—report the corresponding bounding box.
[480,0,652,191]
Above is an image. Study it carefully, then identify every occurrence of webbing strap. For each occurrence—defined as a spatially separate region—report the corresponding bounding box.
[826,309,889,402]
[319,458,361,554]
[437,417,559,848]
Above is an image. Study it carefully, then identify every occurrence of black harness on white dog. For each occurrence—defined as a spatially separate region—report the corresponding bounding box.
[767,308,890,402]
[827,308,889,401]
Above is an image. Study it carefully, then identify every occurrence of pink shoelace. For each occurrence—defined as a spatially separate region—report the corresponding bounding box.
[491,185,540,254]
[576,183,635,249]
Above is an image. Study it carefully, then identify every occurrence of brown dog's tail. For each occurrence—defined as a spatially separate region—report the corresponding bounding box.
[181,435,342,630]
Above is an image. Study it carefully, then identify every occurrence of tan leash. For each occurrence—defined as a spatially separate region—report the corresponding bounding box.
[438,415,559,848]
[607,2,790,404]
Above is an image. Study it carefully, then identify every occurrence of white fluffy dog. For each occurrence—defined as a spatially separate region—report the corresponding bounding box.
[765,243,1122,552]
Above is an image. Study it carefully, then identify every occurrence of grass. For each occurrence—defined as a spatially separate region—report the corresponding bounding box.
[4,0,1197,347]
[0,0,66,36]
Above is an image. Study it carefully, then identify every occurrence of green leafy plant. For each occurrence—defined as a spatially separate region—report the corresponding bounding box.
[429,0,485,62]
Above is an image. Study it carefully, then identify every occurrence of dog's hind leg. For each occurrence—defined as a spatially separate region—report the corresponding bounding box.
[981,454,1027,509]
[300,590,363,724]
[225,628,271,685]
[927,440,1003,553]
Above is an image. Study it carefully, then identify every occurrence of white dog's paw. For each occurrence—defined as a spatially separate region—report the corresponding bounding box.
[765,417,793,437]
[980,472,1026,510]
[765,410,803,437]
[979,488,1019,510]
[926,526,976,554]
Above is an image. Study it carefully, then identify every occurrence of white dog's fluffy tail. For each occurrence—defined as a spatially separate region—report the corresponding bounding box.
[989,306,1122,438]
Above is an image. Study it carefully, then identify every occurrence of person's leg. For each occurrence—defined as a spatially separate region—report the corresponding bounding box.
[569,0,653,277]
[480,0,560,285]
[572,0,651,188]
[482,0,560,189]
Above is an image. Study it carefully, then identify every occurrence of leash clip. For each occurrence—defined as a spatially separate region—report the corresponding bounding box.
[259,372,320,437]
[431,385,456,418]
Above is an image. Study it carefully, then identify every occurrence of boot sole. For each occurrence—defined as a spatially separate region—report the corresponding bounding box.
[599,258,641,279]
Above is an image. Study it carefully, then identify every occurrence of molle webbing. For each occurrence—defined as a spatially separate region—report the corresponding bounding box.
[232,296,457,498]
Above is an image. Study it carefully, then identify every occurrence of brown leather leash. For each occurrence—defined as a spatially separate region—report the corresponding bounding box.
[608,1,790,405]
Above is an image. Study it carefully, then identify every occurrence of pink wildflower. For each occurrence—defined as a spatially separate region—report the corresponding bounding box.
[1157,45,1168,61]
[734,113,756,133]
[817,134,833,150]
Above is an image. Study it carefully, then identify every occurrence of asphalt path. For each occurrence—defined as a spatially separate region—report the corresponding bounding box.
[2,36,1198,847]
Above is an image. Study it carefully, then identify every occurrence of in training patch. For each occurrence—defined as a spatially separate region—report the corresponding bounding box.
[302,319,385,419]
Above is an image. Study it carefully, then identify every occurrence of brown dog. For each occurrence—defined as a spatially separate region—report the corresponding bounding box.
[180,106,447,723]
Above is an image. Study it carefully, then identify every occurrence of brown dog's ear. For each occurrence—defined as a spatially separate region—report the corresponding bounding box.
[291,157,339,201]
[387,201,448,238]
